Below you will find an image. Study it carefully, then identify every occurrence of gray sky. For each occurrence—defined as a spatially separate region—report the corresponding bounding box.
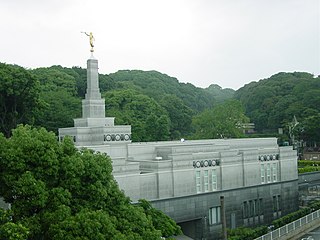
[1,0,319,90]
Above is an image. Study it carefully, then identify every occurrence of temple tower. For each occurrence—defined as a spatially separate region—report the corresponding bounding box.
[58,54,131,146]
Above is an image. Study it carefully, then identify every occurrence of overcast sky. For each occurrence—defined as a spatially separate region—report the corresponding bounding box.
[1,0,319,90]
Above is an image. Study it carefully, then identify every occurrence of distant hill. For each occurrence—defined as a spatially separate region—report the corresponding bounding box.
[205,84,235,103]
[234,72,320,133]
[108,70,218,113]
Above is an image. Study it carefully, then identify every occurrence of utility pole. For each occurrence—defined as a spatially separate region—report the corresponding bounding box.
[220,196,227,240]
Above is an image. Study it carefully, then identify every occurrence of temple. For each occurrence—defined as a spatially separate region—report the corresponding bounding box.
[58,55,299,239]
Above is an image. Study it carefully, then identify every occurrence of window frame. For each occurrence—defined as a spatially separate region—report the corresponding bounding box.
[209,206,221,225]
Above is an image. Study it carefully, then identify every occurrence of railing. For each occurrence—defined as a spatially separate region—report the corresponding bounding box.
[255,209,320,240]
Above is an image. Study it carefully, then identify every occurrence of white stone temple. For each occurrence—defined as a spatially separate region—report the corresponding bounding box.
[58,55,299,240]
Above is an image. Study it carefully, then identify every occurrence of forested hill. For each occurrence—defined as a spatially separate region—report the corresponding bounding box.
[205,84,235,103]
[0,62,235,141]
[107,70,219,113]
[2,60,318,144]
[234,72,320,142]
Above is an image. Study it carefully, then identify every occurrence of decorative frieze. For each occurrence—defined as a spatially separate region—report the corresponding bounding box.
[193,159,220,168]
[104,134,131,142]
[259,154,279,161]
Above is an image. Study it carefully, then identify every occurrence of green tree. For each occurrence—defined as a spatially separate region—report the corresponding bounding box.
[205,84,235,103]
[235,72,319,133]
[138,199,182,238]
[0,125,180,239]
[0,63,40,137]
[159,95,193,140]
[34,89,81,134]
[0,209,29,240]
[192,100,249,139]
[108,70,216,113]
[104,89,170,141]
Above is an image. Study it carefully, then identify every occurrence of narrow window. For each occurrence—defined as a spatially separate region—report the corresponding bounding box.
[272,163,277,182]
[254,199,257,216]
[267,163,271,183]
[204,170,209,192]
[273,196,277,212]
[212,169,217,191]
[249,200,254,217]
[259,198,264,215]
[243,201,248,218]
[278,195,281,211]
[209,206,221,225]
[196,171,201,193]
[261,164,265,183]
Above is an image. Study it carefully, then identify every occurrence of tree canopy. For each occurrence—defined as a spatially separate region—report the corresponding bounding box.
[0,125,181,239]
[0,63,40,137]
[104,89,170,141]
[192,99,249,139]
[234,72,320,144]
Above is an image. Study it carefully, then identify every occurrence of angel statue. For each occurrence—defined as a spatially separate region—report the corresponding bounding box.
[82,32,95,52]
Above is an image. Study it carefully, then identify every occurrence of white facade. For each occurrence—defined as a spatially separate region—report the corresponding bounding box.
[58,56,299,239]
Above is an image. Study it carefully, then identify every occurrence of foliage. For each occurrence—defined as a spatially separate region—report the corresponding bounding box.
[0,125,180,239]
[228,201,320,240]
[234,73,320,143]
[138,199,182,238]
[205,84,235,103]
[0,63,40,137]
[104,89,170,141]
[108,70,216,113]
[271,201,320,229]
[298,160,320,167]
[298,160,320,173]
[0,209,29,240]
[31,66,81,134]
[227,226,268,240]
[299,113,320,143]
[298,166,320,174]
[159,95,193,140]
[192,99,249,139]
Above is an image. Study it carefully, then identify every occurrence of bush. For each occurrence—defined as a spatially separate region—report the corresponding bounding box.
[227,226,268,240]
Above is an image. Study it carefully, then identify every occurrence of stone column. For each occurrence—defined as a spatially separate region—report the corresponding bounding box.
[82,56,106,118]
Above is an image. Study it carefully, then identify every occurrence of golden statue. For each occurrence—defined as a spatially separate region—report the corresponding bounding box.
[82,32,95,52]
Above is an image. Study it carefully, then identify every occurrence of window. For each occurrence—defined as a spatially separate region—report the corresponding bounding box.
[259,198,264,215]
[277,195,281,211]
[212,169,217,191]
[209,206,221,225]
[272,163,277,182]
[249,200,254,217]
[261,164,265,183]
[273,196,277,212]
[256,199,260,216]
[267,163,271,183]
[196,171,201,193]
[204,170,209,192]
[254,199,258,216]
[243,201,248,218]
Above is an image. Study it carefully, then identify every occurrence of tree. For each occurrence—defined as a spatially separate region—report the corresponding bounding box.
[0,209,29,240]
[108,70,216,113]
[34,89,81,134]
[205,84,235,103]
[0,125,180,239]
[192,100,249,139]
[235,72,319,133]
[0,63,40,137]
[159,95,193,140]
[31,66,82,134]
[104,89,170,142]
[138,199,182,238]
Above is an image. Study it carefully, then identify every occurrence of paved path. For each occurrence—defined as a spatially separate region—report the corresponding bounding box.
[299,226,320,240]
